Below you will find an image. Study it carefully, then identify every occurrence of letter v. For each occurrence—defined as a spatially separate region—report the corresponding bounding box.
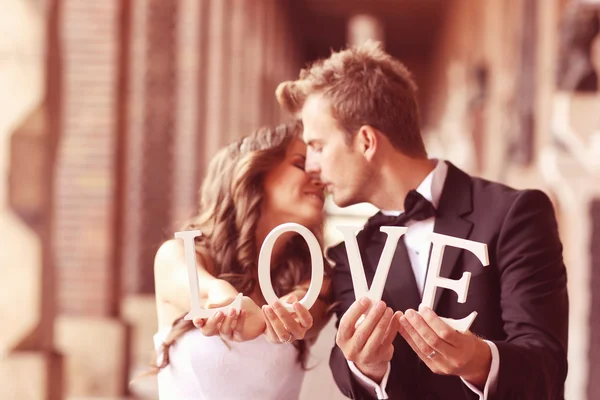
[337,225,408,303]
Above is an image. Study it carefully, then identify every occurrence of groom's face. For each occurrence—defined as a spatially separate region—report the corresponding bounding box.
[300,94,371,208]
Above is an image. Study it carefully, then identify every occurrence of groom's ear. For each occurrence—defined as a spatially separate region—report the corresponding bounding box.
[356,125,378,160]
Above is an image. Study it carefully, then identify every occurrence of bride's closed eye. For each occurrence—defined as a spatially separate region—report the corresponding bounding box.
[292,155,306,170]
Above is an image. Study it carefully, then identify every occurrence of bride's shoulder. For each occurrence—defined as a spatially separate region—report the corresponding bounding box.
[154,239,212,277]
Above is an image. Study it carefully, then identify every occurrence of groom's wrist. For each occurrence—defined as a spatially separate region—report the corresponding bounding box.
[355,361,388,384]
[459,338,492,388]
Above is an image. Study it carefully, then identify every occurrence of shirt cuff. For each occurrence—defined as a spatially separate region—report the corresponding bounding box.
[347,360,391,400]
[461,340,500,399]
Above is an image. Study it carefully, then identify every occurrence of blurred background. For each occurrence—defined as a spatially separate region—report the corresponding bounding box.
[1,0,599,399]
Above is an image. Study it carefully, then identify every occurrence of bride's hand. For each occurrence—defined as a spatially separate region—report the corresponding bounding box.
[262,292,313,344]
[193,279,238,330]
[192,278,239,333]
[194,294,265,342]
[202,279,239,307]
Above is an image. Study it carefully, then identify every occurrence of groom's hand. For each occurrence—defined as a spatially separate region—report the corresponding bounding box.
[336,297,401,383]
[398,306,492,388]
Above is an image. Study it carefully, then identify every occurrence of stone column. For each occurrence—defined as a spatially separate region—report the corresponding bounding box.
[135,0,178,293]
[203,0,232,160]
[228,0,249,141]
[52,0,131,397]
[119,0,179,295]
[0,0,64,397]
[244,0,268,132]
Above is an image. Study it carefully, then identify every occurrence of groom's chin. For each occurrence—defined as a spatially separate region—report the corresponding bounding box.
[331,194,355,209]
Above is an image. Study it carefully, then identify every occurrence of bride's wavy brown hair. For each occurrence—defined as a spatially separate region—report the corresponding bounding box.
[155,120,331,372]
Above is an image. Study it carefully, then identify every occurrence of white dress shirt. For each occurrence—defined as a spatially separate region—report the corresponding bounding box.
[346,160,500,399]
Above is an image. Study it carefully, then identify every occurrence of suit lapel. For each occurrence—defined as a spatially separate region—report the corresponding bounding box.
[431,162,474,311]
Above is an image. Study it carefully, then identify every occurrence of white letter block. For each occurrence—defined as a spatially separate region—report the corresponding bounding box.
[258,223,324,312]
[420,232,489,332]
[175,230,242,320]
[337,225,408,304]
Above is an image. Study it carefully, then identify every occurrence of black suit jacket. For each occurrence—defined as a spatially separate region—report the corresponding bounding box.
[328,162,569,400]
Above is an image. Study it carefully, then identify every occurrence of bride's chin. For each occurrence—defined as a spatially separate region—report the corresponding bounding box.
[288,216,320,230]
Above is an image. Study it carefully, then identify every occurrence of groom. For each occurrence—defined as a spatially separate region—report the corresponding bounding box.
[276,41,568,399]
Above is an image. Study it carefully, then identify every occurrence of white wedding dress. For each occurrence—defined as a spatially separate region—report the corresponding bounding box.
[153,327,305,400]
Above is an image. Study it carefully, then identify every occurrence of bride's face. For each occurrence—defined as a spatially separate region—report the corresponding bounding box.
[262,139,325,228]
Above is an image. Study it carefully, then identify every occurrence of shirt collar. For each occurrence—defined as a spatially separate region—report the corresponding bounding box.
[380,159,448,216]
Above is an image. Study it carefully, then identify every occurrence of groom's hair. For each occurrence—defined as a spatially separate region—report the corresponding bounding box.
[276,40,427,158]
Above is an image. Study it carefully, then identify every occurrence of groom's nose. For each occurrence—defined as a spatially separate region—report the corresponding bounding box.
[304,148,321,176]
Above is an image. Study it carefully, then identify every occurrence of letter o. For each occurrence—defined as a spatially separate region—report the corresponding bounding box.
[258,223,324,312]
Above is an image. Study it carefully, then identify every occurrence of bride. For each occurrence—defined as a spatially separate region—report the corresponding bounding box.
[152,120,333,399]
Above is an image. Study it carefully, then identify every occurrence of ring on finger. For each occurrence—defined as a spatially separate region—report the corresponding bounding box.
[281,332,293,344]
[427,350,437,359]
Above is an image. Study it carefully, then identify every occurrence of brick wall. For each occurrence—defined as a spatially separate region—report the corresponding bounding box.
[172,0,201,226]
[122,0,147,296]
[55,0,119,316]
[135,0,178,294]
